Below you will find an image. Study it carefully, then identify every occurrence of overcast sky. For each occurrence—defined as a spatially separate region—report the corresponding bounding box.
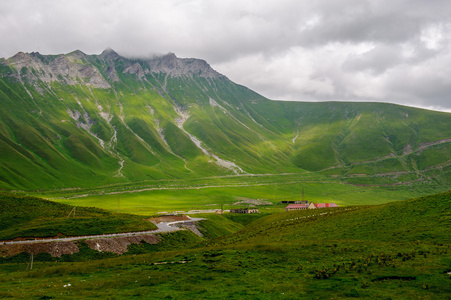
[1,0,451,112]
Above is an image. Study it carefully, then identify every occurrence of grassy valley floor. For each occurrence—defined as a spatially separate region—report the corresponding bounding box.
[25,173,450,215]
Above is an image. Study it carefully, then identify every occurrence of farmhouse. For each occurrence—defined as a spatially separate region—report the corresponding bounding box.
[230,208,259,214]
[285,203,309,211]
[286,202,338,211]
[312,203,338,208]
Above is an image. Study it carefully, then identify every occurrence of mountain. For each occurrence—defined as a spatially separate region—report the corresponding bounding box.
[0,49,450,190]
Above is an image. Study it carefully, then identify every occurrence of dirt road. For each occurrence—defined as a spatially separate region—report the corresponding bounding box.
[1,217,204,246]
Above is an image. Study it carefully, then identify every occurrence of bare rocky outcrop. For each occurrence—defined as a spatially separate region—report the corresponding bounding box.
[104,64,120,82]
[5,51,111,89]
[0,235,160,257]
[3,49,225,89]
[99,48,120,61]
[123,63,145,79]
[84,235,159,254]
[0,241,79,258]
[403,144,413,155]
[146,52,224,78]
[179,222,204,237]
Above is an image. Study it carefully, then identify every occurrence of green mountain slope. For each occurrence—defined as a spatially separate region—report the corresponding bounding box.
[0,49,450,190]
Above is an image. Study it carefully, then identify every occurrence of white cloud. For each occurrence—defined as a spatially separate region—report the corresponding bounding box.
[1,0,451,111]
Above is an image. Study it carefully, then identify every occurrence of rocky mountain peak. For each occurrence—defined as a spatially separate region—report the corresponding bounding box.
[147,52,223,79]
[7,52,34,70]
[67,50,87,60]
[9,51,30,62]
[160,52,177,65]
[100,48,120,61]
[2,49,225,86]
[4,50,111,89]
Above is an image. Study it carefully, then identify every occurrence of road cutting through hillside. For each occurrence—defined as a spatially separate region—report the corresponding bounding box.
[1,217,204,246]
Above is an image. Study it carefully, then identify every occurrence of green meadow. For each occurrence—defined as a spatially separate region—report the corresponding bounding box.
[36,173,447,215]
[0,191,449,299]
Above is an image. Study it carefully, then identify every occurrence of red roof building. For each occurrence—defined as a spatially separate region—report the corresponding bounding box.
[313,203,338,208]
[285,204,309,212]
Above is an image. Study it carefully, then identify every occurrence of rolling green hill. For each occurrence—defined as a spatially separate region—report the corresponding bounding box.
[0,193,156,240]
[209,190,451,246]
[0,49,450,192]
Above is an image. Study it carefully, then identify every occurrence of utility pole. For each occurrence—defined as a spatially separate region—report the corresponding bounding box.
[26,253,34,271]
[302,187,305,201]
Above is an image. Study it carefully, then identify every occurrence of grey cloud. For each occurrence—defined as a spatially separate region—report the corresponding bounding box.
[1,0,451,111]
[342,45,403,74]
[302,0,451,45]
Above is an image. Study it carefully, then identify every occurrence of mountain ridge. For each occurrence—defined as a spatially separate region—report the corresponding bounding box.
[2,49,223,89]
[0,49,450,190]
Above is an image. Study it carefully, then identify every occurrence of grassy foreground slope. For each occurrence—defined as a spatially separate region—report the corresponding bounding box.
[0,193,156,240]
[0,192,449,299]
[211,190,451,246]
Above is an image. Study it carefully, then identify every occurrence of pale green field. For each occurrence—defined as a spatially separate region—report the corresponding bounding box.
[46,174,445,215]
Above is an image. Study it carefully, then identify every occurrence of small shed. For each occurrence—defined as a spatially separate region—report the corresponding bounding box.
[280,200,309,205]
[285,203,309,212]
[230,208,259,214]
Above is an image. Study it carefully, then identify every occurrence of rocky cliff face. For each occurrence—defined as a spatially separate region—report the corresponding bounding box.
[4,51,111,89]
[146,53,224,78]
[2,49,224,90]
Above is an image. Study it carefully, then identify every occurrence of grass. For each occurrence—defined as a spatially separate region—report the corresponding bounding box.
[209,191,451,246]
[1,50,451,298]
[38,173,449,215]
[195,214,246,239]
[1,242,449,299]
[194,213,272,239]
[0,191,449,299]
[0,193,156,240]
[1,52,451,193]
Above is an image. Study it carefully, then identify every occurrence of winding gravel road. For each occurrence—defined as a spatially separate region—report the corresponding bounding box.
[1,217,204,246]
